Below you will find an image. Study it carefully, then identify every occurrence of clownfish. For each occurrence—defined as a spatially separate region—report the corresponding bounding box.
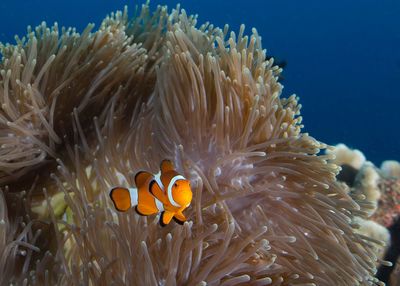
[109,160,192,226]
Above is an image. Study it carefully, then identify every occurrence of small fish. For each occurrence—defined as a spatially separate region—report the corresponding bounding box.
[109,160,192,226]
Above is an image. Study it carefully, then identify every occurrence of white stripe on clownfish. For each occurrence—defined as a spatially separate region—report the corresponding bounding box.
[153,171,164,189]
[128,187,138,206]
[167,175,186,207]
[128,186,163,211]
[153,172,166,211]
[155,197,164,212]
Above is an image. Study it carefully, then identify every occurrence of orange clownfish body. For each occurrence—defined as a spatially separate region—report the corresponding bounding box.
[109,160,192,226]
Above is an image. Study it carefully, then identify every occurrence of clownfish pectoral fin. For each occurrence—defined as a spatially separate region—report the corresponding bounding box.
[160,159,175,174]
[160,211,175,227]
[110,187,131,212]
[134,171,153,188]
[149,180,168,204]
[173,211,187,224]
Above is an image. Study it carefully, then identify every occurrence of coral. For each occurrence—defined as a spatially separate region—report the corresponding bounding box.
[374,165,400,284]
[0,3,384,286]
[329,144,400,285]
[329,144,390,258]
[329,145,400,228]
[375,160,400,227]
[371,175,400,227]
[353,217,390,261]
[354,163,382,215]
[381,161,400,178]
[326,143,366,170]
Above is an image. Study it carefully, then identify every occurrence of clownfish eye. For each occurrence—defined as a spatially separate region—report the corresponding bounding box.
[174,183,178,187]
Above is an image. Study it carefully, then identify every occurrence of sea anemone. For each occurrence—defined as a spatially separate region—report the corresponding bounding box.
[0,3,383,285]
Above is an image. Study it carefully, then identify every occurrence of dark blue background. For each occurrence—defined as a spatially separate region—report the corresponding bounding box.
[1,0,399,165]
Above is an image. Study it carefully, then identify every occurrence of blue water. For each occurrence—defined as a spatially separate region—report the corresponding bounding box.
[0,0,399,165]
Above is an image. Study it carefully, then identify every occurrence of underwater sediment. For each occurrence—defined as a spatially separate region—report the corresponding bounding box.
[0,3,390,285]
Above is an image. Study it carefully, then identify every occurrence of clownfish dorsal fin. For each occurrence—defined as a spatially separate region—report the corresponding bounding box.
[135,171,153,188]
[160,160,175,174]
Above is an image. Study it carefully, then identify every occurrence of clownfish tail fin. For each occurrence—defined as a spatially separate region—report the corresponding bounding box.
[110,187,131,212]
[134,171,153,188]
[160,159,175,174]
